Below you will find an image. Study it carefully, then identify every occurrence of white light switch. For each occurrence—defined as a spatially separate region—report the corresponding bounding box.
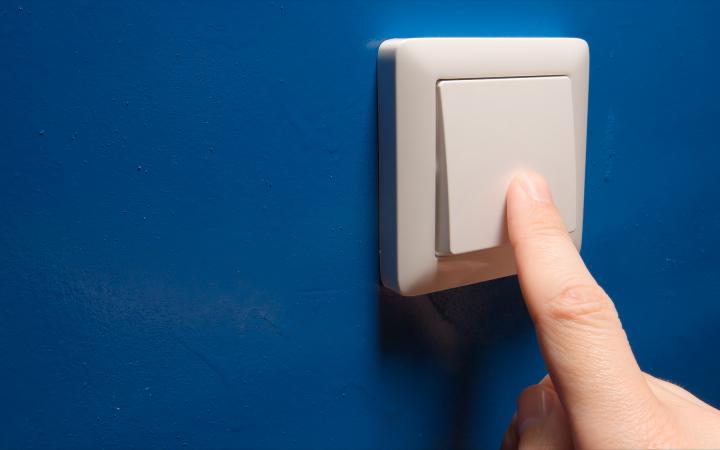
[377,38,589,296]
[436,76,577,256]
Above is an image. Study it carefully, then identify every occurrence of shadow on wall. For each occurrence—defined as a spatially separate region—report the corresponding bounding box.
[378,276,533,449]
[371,61,535,449]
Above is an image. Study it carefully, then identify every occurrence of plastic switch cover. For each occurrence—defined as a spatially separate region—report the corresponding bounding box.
[378,38,589,296]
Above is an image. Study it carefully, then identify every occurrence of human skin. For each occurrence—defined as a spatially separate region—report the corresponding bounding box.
[500,171,720,449]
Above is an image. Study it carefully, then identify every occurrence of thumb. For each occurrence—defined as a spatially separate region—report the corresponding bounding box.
[506,171,658,446]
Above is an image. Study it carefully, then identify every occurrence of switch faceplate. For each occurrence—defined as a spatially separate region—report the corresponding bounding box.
[378,38,589,296]
[436,76,577,256]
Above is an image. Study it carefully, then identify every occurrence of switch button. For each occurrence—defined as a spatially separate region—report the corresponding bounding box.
[436,76,578,256]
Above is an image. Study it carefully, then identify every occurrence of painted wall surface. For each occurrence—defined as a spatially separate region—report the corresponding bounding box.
[2,1,720,448]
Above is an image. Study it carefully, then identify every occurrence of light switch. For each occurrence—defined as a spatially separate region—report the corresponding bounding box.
[436,76,578,256]
[377,38,589,295]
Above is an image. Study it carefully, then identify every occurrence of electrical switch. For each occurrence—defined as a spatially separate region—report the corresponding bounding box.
[377,38,589,295]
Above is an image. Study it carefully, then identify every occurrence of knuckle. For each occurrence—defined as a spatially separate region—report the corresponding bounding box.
[544,283,617,324]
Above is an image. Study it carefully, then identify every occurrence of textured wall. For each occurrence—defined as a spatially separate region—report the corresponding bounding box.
[2,1,720,448]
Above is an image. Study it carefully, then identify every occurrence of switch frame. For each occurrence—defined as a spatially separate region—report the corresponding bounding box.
[378,38,589,296]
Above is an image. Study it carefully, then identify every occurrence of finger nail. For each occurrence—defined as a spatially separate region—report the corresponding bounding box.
[517,387,552,436]
[517,171,552,204]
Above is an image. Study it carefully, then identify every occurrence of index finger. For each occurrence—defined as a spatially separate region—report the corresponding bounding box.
[506,171,658,444]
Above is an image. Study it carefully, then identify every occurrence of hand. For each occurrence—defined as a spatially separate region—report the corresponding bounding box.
[501,171,720,449]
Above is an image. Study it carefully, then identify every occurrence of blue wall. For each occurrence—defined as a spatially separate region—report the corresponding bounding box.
[2,1,720,448]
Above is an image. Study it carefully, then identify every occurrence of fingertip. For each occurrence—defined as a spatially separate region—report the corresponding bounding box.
[506,171,557,247]
[516,384,573,449]
[517,384,553,436]
[514,170,553,204]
